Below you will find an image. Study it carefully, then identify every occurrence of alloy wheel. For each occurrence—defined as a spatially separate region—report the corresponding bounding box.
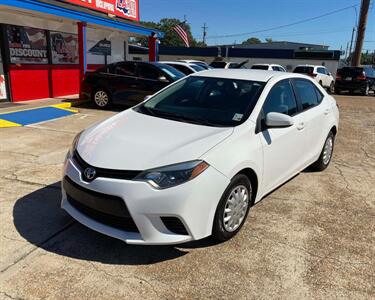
[94,91,109,107]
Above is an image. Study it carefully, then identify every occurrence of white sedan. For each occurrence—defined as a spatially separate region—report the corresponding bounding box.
[61,69,339,245]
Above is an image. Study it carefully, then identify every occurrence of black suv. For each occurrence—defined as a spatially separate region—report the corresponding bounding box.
[80,61,185,108]
[335,66,375,96]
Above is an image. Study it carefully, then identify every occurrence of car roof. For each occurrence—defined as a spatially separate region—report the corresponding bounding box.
[160,61,193,66]
[295,65,324,68]
[192,69,302,82]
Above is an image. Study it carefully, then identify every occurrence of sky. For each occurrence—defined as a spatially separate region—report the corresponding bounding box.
[140,0,375,51]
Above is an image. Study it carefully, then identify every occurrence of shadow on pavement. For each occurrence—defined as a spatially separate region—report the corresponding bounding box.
[13,182,218,265]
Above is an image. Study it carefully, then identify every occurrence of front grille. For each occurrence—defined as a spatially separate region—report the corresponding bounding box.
[73,150,141,181]
[161,217,188,235]
[63,176,139,232]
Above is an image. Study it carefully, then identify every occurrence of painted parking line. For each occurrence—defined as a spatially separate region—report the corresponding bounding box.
[0,103,78,128]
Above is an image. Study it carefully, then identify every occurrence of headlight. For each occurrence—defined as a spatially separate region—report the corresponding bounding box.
[65,131,82,161]
[135,160,209,189]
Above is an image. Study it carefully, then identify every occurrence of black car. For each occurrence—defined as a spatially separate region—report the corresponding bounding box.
[80,61,185,108]
[335,66,375,96]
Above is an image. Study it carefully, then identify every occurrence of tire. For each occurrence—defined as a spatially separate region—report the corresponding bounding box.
[335,88,341,95]
[310,131,335,171]
[328,81,335,94]
[92,89,111,108]
[361,83,369,96]
[212,174,252,242]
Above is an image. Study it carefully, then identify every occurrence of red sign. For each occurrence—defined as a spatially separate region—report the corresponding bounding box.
[62,0,139,21]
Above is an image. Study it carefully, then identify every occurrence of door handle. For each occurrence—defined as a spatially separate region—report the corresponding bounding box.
[297,122,305,130]
[324,109,330,115]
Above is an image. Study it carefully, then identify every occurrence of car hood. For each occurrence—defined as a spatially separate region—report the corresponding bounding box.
[77,109,233,170]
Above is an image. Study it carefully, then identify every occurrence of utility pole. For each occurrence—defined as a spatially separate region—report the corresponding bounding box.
[202,23,208,45]
[352,0,370,66]
[345,41,350,60]
[348,27,356,61]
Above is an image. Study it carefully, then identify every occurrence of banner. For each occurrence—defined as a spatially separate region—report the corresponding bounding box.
[50,31,79,64]
[7,25,48,64]
[62,0,139,21]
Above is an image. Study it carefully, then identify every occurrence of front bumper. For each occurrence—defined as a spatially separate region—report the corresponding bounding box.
[61,157,229,245]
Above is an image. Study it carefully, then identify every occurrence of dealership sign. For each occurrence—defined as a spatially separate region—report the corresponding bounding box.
[62,0,139,21]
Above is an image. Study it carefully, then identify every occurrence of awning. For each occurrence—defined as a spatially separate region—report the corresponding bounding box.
[0,0,164,38]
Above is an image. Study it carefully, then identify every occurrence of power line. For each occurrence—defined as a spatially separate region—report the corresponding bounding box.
[206,4,359,39]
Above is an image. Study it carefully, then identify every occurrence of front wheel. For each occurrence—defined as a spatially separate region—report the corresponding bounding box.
[310,131,335,171]
[212,174,252,242]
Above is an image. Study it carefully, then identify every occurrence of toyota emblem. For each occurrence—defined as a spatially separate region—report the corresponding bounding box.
[83,167,96,181]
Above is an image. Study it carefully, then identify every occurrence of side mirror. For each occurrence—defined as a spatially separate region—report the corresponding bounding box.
[144,95,152,101]
[266,112,294,128]
[158,76,170,83]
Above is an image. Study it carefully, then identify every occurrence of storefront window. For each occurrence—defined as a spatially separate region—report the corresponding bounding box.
[7,25,48,64]
[50,31,79,64]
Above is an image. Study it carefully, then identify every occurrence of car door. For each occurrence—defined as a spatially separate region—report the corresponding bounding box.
[112,62,139,105]
[291,78,331,163]
[258,79,307,193]
[136,63,171,101]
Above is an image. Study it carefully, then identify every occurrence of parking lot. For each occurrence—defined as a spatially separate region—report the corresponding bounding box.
[0,94,374,299]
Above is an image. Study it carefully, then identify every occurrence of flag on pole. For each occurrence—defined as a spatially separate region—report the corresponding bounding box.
[173,23,190,47]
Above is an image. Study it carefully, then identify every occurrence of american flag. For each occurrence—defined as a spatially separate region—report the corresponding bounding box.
[173,23,190,47]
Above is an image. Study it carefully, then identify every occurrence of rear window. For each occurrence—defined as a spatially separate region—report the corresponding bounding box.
[338,67,364,77]
[251,65,269,70]
[210,61,227,68]
[293,66,314,74]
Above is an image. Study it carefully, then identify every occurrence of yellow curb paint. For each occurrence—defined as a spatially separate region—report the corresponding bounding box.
[50,103,72,109]
[0,119,22,128]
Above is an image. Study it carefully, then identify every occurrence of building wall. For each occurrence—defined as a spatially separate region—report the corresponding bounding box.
[0,7,133,101]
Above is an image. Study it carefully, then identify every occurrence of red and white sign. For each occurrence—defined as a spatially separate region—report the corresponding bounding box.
[62,0,139,21]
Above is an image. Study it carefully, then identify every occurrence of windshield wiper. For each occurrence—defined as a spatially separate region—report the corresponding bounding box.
[150,109,220,126]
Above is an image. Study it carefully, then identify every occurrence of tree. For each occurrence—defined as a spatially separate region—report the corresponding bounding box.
[265,38,273,43]
[133,18,206,47]
[241,37,261,45]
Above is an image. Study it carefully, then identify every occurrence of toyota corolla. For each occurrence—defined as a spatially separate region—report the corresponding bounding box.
[61,69,339,245]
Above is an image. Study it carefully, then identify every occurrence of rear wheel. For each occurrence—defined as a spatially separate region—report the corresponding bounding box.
[361,83,369,96]
[310,131,335,171]
[328,81,335,94]
[212,174,252,242]
[93,89,111,108]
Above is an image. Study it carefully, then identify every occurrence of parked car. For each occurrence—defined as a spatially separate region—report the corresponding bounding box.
[293,65,335,93]
[62,69,339,245]
[80,61,185,108]
[177,59,212,70]
[210,60,248,69]
[160,61,206,75]
[251,64,286,72]
[335,66,375,96]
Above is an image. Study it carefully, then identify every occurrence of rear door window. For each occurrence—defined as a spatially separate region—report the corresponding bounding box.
[115,62,136,77]
[292,79,320,110]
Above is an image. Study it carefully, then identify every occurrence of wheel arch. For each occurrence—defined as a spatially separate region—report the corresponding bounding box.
[235,168,258,205]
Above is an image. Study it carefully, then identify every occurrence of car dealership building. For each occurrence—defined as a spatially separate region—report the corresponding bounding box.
[0,0,161,102]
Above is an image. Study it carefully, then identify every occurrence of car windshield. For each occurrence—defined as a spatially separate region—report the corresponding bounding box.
[135,76,265,127]
[251,65,269,70]
[294,66,314,74]
[153,63,185,80]
[190,64,205,72]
